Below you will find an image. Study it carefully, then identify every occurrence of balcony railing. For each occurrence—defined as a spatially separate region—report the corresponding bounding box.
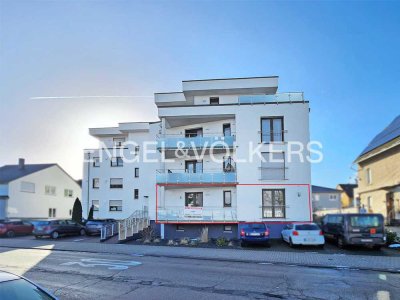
[239,92,304,104]
[157,134,235,150]
[157,206,237,222]
[156,169,237,184]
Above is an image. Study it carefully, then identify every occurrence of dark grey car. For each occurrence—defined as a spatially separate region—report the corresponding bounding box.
[321,213,386,249]
[33,220,85,239]
[85,219,116,235]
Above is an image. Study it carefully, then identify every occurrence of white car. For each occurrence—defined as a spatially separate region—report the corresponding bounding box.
[281,223,325,248]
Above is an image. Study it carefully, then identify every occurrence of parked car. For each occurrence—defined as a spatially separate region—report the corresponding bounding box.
[281,223,325,248]
[321,213,386,249]
[0,270,57,299]
[85,219,116,236]
[240,223,270,247]
[33,220,86,239]
[0,221,34,238]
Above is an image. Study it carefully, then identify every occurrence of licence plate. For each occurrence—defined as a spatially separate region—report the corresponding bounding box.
[304,238,315,242]
[361,239,373,242]
[250,233,260,236]
[36,226,43,230]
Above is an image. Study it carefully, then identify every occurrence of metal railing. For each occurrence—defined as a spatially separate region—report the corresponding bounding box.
[100,222,118,241]
[239,92,304,104]
[118,208,149,242]
[157,135,235,149]
[157,206,237,222]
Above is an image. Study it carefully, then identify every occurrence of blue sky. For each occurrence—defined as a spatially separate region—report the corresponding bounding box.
[1,1,399,186]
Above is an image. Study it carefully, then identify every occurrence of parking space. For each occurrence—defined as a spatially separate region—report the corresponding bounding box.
[0,233,101,243]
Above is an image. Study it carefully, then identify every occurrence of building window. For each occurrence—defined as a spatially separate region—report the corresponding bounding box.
[20,181,35,193]
[185,128,203,138]
[93,157,100,167]
[134,189,139,199]
[176,224,184,231]
[314,194,320,201]
[109,200,122,212]
[223,123,231,136]
[45,185,56,196]
[261,117,284,143]
[111,157,123,167]
[64,189,73,197]
[48,208,56,218]
[262,189,285,218]
[367,196,372,210]
[69,209,72,216]
[135,168,139,178]
[110,178,123,189]
[92,178,100,189]
[210,97,219,105]
[223,156,235,172]
[185,192,203,207]
[223,191,232,207]
[261,152,285,180]
[223,225,232,232]
[329,194,337,200]
[366,168,372,185]
[185,160,203,173]
[135,146,140,154]
[113,137,125,147]
[92,200,99,211]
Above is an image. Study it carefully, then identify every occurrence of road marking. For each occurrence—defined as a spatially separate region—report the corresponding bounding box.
[61,258,142,270]
[379,274,387,281]
[258,262,273,265]
[131,253,144,257]
[73,239,85,242]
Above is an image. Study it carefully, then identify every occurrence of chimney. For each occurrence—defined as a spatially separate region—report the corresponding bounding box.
[18,158,25,170]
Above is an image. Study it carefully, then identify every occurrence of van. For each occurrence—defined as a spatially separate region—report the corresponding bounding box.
[321,214,385,249]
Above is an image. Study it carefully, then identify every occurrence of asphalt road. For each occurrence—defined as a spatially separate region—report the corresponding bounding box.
[0,247,399,300]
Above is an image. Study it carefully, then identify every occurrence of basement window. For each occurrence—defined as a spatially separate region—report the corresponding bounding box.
[176,225,184,231]
[223,225,232,232]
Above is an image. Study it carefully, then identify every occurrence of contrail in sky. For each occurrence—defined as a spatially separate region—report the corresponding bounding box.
[30,95,153,100]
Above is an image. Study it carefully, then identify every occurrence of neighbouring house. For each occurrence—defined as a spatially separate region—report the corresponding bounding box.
[336,183,359,212]
[83,76,312,239]
[354,115,400,225]
[0,158,82,220]
[311,185,342,218]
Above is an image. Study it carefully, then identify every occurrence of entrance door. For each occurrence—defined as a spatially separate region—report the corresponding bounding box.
[223,124,231,136]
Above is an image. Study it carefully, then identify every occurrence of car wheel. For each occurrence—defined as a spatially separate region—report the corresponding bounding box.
[289,238,295,248]
[318,244,325,249]
[6,231,15,238]
[51,231,59,239]
[337,237,345,249]
[373,245,382,251]
[79,229,86,236]
[241,241,247,247]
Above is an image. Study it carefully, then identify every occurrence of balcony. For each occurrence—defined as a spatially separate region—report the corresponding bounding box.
[157,206,237,222]
[239,92,304,104]
[157,134,235,150]
[156,170,237,185]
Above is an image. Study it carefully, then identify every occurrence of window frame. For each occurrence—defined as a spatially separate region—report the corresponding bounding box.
[223,225,232,232]
[135,168,139,178]
[366,168,372,185]
[260,151,286,180]
[92,178,100,189]
[210,97,220,105]
[223,123,231,136]
[109,200,123,212]
[185,192,203,207]
[260,117,284,143]
[134,189,139,199]
[223,191,232,207]
[176,224,184,231]
[92,200,99,212]
[262,189,286,219]
[93,157,100,167]
[110,178,123,189]
[45,185,56,196]
[111,157,123,167]
[113,137,126,147]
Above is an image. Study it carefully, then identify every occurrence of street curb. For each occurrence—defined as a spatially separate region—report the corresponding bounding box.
[1,244,399,274]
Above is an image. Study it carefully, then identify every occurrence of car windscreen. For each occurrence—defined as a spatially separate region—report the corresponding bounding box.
[0,279,54,300]
[350,216,382,227]
[244,224,266,229]
[36,221,50,226]
[295,224,320,231]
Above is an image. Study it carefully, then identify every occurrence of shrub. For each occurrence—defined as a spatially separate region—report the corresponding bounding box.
[72,198,83,224]
[386,230,399,245]
[180,238,189,245]
[141,227,156,241]
[216,237,228,247]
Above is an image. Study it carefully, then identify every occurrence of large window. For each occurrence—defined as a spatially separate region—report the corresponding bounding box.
[111,157,123,167]
[185,160,203,173]
[262,189,285,218]
[20,181,35,193]
[185,192,203,207]
[92,178,100,189]
[261,117,284,143]
[109,200,122,212]
[223,191,232,207]
[92,200,99,211]
[261,152,285,180]
[110,178,123,188]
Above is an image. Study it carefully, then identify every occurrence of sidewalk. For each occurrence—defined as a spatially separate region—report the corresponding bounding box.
[1,238,400,273]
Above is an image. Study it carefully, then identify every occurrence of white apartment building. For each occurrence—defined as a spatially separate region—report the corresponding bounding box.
[82,76,311,239]
[0,159,81,220]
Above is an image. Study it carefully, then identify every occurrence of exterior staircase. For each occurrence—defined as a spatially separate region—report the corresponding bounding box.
[117,208,150,243]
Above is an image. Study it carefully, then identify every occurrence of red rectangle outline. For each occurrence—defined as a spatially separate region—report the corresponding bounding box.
[156,183,312,224]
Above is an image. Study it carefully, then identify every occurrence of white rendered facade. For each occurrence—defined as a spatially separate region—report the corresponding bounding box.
[83,76,312,238]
